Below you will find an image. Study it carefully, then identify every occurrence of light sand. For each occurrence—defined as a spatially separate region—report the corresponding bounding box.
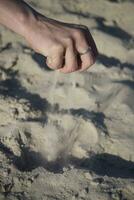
[0,0,134,199]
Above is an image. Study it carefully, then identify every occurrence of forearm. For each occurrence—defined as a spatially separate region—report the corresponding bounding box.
[0,0,36,38]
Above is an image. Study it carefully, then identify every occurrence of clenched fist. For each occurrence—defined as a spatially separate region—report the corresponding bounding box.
[0,0,98,73]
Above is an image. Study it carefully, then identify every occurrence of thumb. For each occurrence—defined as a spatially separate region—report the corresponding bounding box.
[46,50,65,70]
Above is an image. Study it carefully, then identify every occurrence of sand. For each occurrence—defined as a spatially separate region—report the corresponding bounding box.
[0,0,134,199]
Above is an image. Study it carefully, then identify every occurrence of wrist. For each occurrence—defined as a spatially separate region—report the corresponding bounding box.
[22,11,51,46]
[17,6,38,39]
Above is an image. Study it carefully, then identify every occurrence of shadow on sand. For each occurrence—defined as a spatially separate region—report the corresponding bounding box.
[32,52,52,71]
[1,138,134,179]
[98,54,134,70]
[71,153,134,179]
[16,152,134,179]
[62,5,134,48]
[0,66,49,123]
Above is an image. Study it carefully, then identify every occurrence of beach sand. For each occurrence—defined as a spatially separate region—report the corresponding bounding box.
[0,0,134,199]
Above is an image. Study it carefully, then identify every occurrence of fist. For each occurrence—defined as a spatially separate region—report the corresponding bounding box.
[26,14,98,73]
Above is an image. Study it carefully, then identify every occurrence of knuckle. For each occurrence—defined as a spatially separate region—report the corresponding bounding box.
[46,62,54,69]
[89,58,95,66]
[90,58,95,66]
[53,60,62,69]
[65,69,75,73]
[90,59,95,66]
[47,56,62,69]
[67,66,77,73]
[73,28,85,39]
[60,67,76,73]
[84,56,95,68]
[88,54,95,64]
[52,43,64,54]
[47,61,61,70]
[65,37,73,46]
[46,59,53,68]
[57,44,64,53]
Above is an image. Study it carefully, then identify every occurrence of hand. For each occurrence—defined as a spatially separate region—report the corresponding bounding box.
[25,14,98,73]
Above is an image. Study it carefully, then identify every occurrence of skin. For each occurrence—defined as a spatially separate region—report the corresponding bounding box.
[0,0,98,73]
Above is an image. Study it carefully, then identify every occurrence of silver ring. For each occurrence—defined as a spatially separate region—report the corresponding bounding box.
[79,46,92,56]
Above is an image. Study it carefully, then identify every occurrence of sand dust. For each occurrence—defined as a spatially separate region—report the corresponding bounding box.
[0,0,134,199]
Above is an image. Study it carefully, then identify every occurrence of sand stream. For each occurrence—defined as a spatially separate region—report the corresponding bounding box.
[45,71,81,161]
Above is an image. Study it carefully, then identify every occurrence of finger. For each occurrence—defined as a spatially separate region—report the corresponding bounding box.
[73,28,97,71]
[46,44,65,70]
[78,51,95,72]
[58,40,78,73]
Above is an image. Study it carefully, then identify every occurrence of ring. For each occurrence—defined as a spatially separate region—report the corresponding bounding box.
[78,46,92,56]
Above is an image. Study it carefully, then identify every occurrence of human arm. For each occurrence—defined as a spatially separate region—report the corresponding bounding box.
[0,0,98,73]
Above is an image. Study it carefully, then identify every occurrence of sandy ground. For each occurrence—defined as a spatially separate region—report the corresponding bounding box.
[0,0,134,199]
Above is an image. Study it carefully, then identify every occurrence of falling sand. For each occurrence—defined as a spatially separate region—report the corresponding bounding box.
[0,0,134,199]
